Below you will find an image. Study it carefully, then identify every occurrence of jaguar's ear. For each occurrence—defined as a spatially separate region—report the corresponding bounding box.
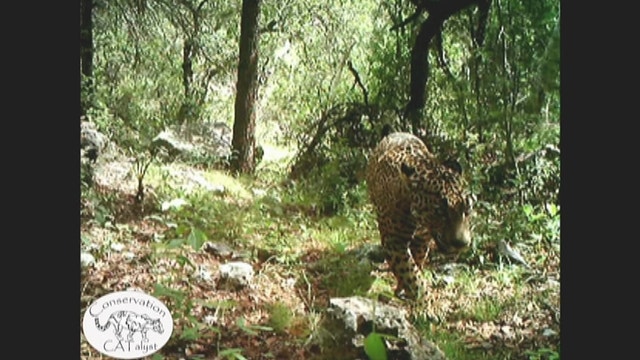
[401,163,416,177]
[442,158,463,174]
[400,163,419,188]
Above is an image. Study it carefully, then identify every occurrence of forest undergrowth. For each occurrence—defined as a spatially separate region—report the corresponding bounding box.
[80,145,560,360]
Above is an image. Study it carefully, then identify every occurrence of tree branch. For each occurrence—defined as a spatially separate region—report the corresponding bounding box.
[347,61,369,106]
[435,28,454,79]
[474,0,491,46]
[390,10,424,31]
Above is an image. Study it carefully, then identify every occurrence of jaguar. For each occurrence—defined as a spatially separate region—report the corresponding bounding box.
[366,131,473,299]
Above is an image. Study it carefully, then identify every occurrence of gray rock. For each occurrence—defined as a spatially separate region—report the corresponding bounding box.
[324,296,447,360]
[349,243,386,264]
[209,184,226,195]
[81,120,110,185]
[164,167,227,195]
[219,261,254,288]
[251,188,268,198]
[433,263,468,286]
[202,241,234,258]
[497,240,530,268]
[151,121,233,162]
[81,252,96,267]
[152,129,195,157]
[110,243,125,252]
[194,266,213,282]
[81,120,108,162]
[202,241,249,260]
[161,198,189,211]
[210,122,233,151]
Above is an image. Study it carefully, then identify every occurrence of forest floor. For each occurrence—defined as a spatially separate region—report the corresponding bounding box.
[80,150,560,360]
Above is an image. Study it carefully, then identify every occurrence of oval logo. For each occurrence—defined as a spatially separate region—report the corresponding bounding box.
[82,290,173,359]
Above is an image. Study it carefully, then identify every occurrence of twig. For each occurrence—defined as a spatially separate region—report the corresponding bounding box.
[347,60,369,106]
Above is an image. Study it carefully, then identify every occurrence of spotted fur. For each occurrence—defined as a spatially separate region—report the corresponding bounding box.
[366,132,473,299]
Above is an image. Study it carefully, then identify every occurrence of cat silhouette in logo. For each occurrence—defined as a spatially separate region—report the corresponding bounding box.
[95,310,164,342]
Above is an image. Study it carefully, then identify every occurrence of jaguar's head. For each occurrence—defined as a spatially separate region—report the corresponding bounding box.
[401,159,473,253]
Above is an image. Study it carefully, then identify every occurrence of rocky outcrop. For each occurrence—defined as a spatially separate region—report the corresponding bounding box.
[81,120,108,163]
[218,262,255,289]
[323,296,447,360]
[151,121,233,163]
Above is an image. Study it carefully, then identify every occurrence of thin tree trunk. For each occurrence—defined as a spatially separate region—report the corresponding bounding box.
[469,11,485,144]
[183,39,194,99]
[177,1,206,125]
[178,39,195,125]
[80,0,94,118]
[231,0,261,174]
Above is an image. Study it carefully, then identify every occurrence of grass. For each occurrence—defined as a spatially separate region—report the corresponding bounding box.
[267,301,294,334]
[418,325,496,360]
[462,297,505,322]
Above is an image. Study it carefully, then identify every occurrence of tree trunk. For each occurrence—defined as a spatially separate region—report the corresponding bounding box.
[80,0,94,118]
[177,39,195,125]
[405,0,490,132]
[231,0,261,174]
[406,13,442,133]
[183,39,194,99]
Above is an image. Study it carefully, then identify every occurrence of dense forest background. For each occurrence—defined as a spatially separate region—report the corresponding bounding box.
[80,0,560,359]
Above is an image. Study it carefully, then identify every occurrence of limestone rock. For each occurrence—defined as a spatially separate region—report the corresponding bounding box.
[202,241,234,258]
[81,252,96,268]
[219,261,254,289]
[349,243,386,264]
[324,296,447,360]
[81,120,108,162]
[151,121,232,162]
[202,241,249,260]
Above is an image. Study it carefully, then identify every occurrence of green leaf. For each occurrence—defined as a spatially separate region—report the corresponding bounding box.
[545,203,559,217]
[235,317,257,335]
[218,348,248,360]
[153,284,185,302]
[180,325,200,341]
[364,332,388,360]
[248,324,273,332]
[187,227,208,250]
[235,317,273,336]
[81,234,91,246]
[176,255,195,269]
[167,238,185,248]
